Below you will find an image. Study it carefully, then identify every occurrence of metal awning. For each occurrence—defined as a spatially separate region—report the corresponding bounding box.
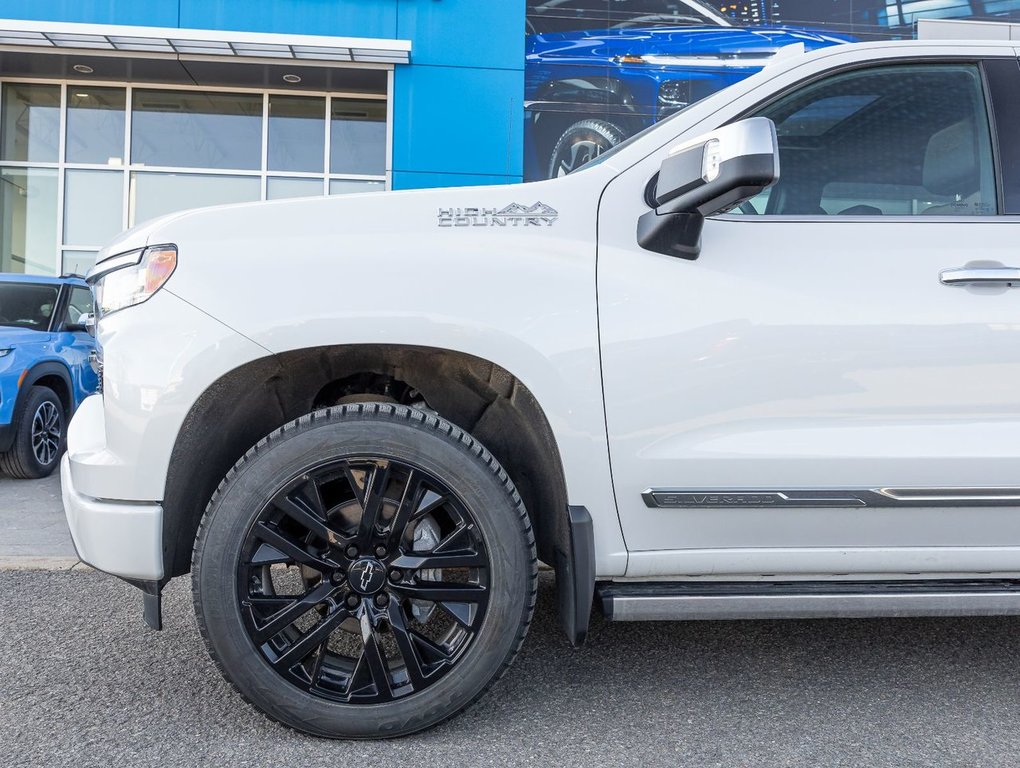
[0,18,411,65]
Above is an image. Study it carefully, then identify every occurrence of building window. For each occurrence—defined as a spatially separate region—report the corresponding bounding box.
[269,95,325,174]
[0,80,389,275]
[330,99,386,176]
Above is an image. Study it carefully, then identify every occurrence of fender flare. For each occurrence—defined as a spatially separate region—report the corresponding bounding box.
[0,361,73,453]
[15,360,74,416]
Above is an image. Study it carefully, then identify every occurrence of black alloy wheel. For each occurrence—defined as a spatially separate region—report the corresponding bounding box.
[238,456,490,703]
[193,404,536,738]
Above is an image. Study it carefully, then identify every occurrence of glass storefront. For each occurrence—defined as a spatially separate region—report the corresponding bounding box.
[0,79,389,275]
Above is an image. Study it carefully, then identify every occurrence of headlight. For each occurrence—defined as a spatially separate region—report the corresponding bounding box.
[659,80,691,107]
[0,348,11,358]
[88,244,177,317]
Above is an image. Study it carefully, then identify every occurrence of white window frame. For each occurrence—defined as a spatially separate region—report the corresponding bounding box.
[0,74,392,275]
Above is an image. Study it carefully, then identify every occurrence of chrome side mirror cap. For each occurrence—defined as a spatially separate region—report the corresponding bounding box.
[638,117,780,260]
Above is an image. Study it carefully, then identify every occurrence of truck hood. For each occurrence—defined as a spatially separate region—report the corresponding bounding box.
[527,25,854,62]
[139,175,601,345]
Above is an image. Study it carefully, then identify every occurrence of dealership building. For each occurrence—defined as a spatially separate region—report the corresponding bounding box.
[0,1,524,276]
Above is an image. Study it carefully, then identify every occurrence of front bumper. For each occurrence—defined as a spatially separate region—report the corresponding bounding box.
[61,397,164,581]
[58,289,267,582]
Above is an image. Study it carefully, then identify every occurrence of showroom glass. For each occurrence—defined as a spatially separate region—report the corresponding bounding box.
[132,89,263,170]
[267,177,323,200]
[64,170,124,247]
[66,87,126,165]
[735,64,997,216]
[331,99,386,175]
[329,179,385,195]
[131,173,261,224]
[1,83,60,163]
[62,250,97,277]
[0,80,388,274]
[0,167,58,273]
[269,95,325,173]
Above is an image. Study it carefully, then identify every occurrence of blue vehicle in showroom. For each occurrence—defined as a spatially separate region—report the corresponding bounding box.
[525,0,854,178]
[0,274,97,478]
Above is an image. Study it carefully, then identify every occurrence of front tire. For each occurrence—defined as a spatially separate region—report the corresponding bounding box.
[192,403,537,738]
[0,385,65,479]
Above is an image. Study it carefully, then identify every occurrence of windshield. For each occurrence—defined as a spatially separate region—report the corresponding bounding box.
[0,283,59,331]
[528,0,733,34]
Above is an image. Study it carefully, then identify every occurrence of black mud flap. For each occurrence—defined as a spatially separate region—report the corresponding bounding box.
[122,578,164,630]
[555,506,596,647]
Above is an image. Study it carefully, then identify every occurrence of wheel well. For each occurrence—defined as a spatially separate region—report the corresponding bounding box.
[162,345,570,580]
[31,372,71,417]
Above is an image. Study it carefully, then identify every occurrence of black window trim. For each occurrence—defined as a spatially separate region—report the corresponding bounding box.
[50,284,71,332]
[981,57,1020,215]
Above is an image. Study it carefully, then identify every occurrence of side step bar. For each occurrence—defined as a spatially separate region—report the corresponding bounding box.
[598,580,1020,621]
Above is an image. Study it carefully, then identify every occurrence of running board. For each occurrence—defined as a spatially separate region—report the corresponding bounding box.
[598,580,1020,621]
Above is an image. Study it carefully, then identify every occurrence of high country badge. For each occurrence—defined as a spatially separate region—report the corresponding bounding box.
[438,202,558,227]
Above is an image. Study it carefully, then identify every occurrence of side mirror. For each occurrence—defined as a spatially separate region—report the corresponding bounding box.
[66,313,95,335]
[637,117,780,260]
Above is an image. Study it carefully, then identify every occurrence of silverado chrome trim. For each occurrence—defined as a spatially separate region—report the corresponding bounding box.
[642,488,1020,509]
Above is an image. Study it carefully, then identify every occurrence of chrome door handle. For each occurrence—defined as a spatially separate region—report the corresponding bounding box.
[940,267,1020,286]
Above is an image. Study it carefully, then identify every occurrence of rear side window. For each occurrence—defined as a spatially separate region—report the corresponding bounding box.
[0,283,59,330]
[735,64,998,217]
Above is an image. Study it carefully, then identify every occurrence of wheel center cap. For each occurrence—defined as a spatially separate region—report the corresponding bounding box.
[347,558,386,595]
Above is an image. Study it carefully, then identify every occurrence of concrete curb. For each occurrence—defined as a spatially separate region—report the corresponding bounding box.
[0,556,85,571]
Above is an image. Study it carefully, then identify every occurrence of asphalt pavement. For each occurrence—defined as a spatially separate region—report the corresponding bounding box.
[0,473,77,565]
[4,568,1020,767]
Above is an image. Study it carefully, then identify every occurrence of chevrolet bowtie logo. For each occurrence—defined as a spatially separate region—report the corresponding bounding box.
[438,202,559,228]
[348,558,385,594]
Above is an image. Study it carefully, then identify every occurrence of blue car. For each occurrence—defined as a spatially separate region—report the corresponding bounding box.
[525,0,855,179]
[0,274,98,478]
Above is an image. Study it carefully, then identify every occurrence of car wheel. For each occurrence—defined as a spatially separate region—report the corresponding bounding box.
[548,119,627,178]
[0,386,66,479]
[192,403,538,738]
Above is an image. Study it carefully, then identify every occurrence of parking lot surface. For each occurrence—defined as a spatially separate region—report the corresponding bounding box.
[3,568,1019,767]
[0,474,75,564]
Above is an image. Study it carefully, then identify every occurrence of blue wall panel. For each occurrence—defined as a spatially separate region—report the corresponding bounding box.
[393,171,520,189]
[179,0,398,39]
[397,0,523,70]
[392,65,523,180]
[0,0,180,26]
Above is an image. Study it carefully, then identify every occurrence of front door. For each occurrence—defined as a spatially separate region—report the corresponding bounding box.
[598,59,1020,577]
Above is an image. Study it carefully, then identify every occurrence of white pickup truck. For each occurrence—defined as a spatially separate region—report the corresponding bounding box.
[62,38,1020,738]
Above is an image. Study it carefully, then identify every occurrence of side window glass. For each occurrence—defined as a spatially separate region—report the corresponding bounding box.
[731,64,997,217]
[66,287,93,326]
